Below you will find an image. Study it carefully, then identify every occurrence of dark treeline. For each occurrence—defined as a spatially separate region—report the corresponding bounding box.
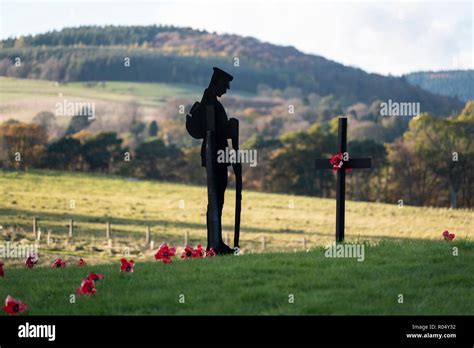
[1,102,473,209]
[0,25,463,115]
[0,47,263,92]
[0,117,184,182]
[404,70,474,103]
[0,25,199,47]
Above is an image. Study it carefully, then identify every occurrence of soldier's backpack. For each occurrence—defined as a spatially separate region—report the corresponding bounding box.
[185,102,206,139]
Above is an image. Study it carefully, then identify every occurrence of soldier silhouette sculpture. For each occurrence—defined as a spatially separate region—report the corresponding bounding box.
[186,67,242,255]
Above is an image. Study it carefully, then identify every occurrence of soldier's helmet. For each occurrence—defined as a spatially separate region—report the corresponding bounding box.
[210,67,233,88]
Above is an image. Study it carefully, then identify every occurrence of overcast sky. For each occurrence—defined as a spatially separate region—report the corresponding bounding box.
[0,0,472,75]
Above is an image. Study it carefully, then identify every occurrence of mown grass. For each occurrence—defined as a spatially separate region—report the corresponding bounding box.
[0,240,473,315]
[0,170,472,315]
[0,77,201,105]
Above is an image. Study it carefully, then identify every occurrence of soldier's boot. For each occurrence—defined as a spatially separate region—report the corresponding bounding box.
[216,240,234,255]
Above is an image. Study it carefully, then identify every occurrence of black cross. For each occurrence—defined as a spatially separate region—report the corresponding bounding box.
[314,117,372,243]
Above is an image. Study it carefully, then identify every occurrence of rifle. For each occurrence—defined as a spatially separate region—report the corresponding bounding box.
[229,118,242,251]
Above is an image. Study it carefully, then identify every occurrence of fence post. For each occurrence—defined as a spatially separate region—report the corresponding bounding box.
[106,238,112,256]
[69,219,74,238]
[32,217,37,238]
[184,231,189,246]
[145,225,150,245]
[47,230,51,245]
[106,221,110,239]
[150,240,155,251]
[37,228,42,242]
[261,235,266,251]
[303,236,307,250]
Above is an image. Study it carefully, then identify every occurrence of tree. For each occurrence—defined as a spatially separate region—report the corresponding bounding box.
[44,137,82,170]
[346,139,387,202]
[82,132,123,173]
[32,111,58,137]
[127,101,144,145]
[65,113,93,136]
[0,122,47,170]
[265,123,335,196]
[148,120,159,137]
[135,138,184,180]
[406,111,474,208]
[130,120,145,140]
[386,104,474,208]
[386,138,440,206]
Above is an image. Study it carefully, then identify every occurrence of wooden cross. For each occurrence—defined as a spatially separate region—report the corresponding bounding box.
[314,117,372,243]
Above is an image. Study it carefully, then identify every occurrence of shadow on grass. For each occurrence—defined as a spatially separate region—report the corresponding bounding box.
[2,207,464,246]
[0,207,307,238]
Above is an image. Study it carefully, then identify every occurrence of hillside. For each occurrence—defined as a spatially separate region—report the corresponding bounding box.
[404,70,474,102]
[0,25,463,115]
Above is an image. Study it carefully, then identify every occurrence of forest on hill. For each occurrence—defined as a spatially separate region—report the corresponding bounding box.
[0,25,463,115]
[404,70,474,103]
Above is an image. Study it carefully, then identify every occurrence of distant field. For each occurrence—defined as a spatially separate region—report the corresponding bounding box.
[0,77,255,122]
[0,76,203,122]
[0,76,202,104]
[0,170,472,264]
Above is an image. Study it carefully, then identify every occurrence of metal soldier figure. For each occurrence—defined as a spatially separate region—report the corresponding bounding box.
[186,67,242,255]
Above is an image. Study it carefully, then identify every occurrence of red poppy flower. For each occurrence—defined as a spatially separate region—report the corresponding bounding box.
[2,295,27,315]
[155,243,176,264]
[205,247,216,257]
[329,152,352,173]
[181,244,204,259]
[86,272,104,282]
[192,244,204,258]
[78,258,86,266]
[442,230,455,241]
[51,258,66,268]
[25,253,39,269]
[181,245,194,259]
[0,261,4,277]
[76,278,97,296]
[120,258,135,272]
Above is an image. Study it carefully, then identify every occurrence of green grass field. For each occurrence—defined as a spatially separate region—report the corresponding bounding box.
[0,170,472,264]
[1,170,473,315]
[1,240,473,315]
[0,76,201,105]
